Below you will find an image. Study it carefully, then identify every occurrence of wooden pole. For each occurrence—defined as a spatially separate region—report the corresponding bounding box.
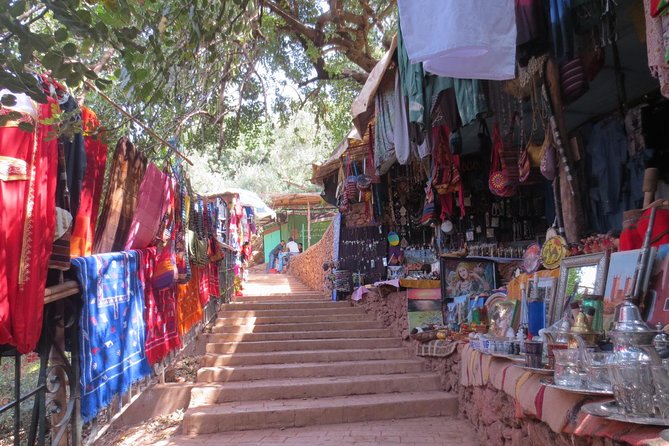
[83,80,193,165]
[307,201,312,249]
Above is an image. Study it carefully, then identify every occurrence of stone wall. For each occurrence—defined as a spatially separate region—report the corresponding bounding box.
[351,287,624,446]
[289,222,333,292]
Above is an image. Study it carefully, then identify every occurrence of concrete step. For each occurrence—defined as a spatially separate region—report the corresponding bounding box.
[221,301,350,311]
[217,307,365,318]
[182,391,459,434]
[211,320,384,334]
[202,347,413,367]
[196,359,427,382]
[205,328,392,342]
[205,337,402,354]
[214,313,373,326]
[190,372,441,404]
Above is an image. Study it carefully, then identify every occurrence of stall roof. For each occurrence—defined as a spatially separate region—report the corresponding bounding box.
[351,34,397,136]
[310,127,371,184]
[268,193,331,208]
[207,188,275,219]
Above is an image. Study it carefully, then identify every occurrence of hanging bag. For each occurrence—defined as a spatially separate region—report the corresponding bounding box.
[540,120,558,181]
[152,240,177,289]
[489,122,518,197]
[433,126,461,195]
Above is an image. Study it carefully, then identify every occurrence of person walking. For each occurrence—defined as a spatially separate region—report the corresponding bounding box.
[266,240,285,273]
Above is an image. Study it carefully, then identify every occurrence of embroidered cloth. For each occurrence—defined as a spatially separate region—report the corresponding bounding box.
[176,268,203,336]
[72,251,151,422]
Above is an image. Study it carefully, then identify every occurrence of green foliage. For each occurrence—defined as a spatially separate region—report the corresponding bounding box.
[1,0,396,192]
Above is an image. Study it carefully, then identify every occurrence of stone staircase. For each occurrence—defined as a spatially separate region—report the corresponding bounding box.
[182,273,458,435]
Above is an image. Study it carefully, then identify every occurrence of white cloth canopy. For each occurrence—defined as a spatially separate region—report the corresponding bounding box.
[221,188,275,219]
[398,0,517,80]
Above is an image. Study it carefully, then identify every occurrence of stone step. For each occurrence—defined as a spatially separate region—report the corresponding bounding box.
[205,337,402,354]
[214,313,372,326]
[205,328,392,342]
[202,347,413,367]
[217,306,365,318]
[211,320,383,334]
[182,391,458,434]
[233,296,329,303]
[221,301,349,311]
[190,372,441,405]
[196,359,427,382]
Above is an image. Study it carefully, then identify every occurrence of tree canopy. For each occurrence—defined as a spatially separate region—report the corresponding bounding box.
[0,0,396,191]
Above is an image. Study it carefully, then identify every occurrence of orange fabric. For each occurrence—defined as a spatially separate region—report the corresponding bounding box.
[176,266,204,336]
[70,106,107,258]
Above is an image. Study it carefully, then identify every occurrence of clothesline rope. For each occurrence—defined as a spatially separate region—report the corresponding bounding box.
[84,80,193,166]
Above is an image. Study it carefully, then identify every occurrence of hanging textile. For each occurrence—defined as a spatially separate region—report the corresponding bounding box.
[398,0,517,80]
[176,270,204,336]
[195,266,210,306]
[93,137,147,254]
[58,95,87,221]
[644,0,669,99]
[137,248,181,365]
[125,163,174,250]
[72,251,152,422]
[392,70,412,165]
[374,79,398,168]
[454,79,488,125]
[397,28,426,127]
[70,106,108,258]
[208,262,220,298]
[0,98,58,353]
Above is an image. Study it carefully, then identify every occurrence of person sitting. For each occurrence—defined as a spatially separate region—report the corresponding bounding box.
[298,242,303,253]
[266,240,285,273]
[278,237,300,272]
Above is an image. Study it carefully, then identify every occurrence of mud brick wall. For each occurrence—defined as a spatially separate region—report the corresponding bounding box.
[289,222,333,292]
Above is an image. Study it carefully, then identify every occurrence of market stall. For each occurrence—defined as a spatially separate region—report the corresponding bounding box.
[312,0,669,439]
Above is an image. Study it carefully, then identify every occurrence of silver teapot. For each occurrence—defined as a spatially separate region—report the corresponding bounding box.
[608,298,661,363]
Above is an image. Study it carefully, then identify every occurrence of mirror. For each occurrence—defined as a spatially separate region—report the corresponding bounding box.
[551,252,610,325]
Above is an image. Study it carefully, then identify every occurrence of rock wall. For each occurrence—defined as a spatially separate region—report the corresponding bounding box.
[352,287,621,446]
[289,222,333,292]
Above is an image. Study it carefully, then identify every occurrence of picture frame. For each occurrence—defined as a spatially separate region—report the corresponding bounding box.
[527,276,558,326]
[552,252,610,326]
[439,258,496,300]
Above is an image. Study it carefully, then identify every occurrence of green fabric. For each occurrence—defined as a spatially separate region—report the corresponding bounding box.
[398,26,426,127]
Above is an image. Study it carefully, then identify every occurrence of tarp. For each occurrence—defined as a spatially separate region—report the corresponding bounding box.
[209,188,275,219]
[351,34,398,136]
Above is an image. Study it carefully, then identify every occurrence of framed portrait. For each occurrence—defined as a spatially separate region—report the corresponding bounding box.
[439,258,496,300]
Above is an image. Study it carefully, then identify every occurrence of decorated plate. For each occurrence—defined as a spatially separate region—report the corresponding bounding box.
[388,232,400,246]
[541,236,567,270]
[523,243,542,273]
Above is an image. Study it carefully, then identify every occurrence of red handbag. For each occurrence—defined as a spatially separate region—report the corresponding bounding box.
[489,123,518,197]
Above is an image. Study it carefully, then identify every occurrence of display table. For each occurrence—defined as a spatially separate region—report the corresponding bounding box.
[460,344,666,445]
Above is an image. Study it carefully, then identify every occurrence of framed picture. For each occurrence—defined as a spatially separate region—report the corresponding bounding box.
[440,258,496,300]
[527,276,558,327]
[552,252,610,326]
[643,244,669,327]
[603,248,656,331]
[407,288,442,331]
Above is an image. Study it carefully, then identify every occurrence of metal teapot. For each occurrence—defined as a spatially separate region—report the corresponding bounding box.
[608,298,661,363]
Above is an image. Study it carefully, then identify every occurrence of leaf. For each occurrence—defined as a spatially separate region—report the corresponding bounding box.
[0,94,17,107]
[62,42,77,57]
[17,122,35,133]
[42,51,63,70]
[133,68,149,82]
[54,28,69,42]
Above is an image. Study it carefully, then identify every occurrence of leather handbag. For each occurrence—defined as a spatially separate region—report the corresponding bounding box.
[540,121,558,181]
